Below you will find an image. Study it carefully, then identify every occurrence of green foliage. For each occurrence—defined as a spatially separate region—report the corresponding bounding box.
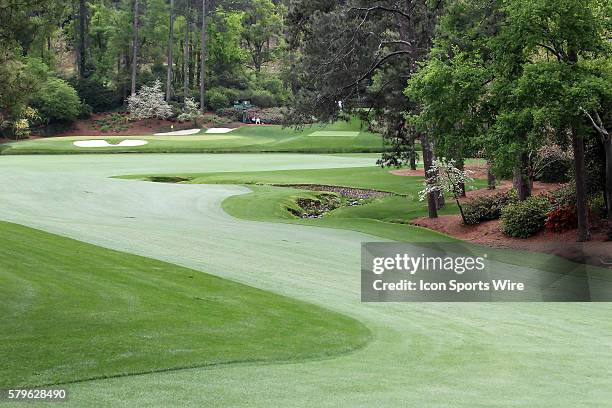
[206,90,229,111]
[208,10,247,88]
[501,196,553,238]
[70,76,120,112]
[550,184,577,208]
[589,193,607,219]
[241,0,285,72]
[463,190,518,225]
[248,89,276,108]
[32,78,81,122]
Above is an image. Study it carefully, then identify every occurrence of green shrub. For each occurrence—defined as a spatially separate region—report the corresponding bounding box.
[206,87,240,111]
[32,78,81,122]
[462,190,518,225]
[589,193,607,219]
[78,103,93,119]
[550,184,576,207]
[70,76,120,112]
[248,89,277,108]
[216,107,241,121]
[501,196,553,238]
[201,114,230,126]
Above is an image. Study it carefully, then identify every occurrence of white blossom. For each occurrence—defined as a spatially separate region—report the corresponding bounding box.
[419,159,473,224]
[177,97,203,125]
[127,79,173,120]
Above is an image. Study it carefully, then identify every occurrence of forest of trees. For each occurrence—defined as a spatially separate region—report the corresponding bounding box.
[285,0,610,241]
[0,0,610,241]
[1,0,288,134]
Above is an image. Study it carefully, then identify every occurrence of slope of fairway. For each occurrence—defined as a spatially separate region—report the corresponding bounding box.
[1,154,611,407]
[0,221,370,388]
[1,118,385,155]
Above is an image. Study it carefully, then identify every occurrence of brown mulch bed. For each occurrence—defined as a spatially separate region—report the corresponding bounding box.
[276,184,393,199]
[391,164,490,179]
[412,215,611,268]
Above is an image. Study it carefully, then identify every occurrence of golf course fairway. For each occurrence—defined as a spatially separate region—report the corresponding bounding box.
[1,154,611,407]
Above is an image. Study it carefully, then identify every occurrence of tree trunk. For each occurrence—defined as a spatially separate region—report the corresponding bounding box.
[513,151,531,201]
[131,0,140,95]
[77,0,88,77]
[603,137,612,240]
[199,0,207,113]
[183,17,190,101]
[421,134,438,218]
[409,132,417,170]
[487,161,496,189]
[166,0,175,101]
[456,158,466,197]
[571,128,592,242]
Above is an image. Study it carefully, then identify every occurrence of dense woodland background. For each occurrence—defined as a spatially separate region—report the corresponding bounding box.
[0,0,610,241]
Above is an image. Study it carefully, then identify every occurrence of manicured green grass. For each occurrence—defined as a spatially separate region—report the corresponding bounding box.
[124,166,486,242]
[1,118,387,155]
[130,166,610,287]
[0,221,370,388]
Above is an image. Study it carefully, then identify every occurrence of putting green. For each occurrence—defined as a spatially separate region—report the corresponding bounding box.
[1,154,611,407]
[1,118,384,154]
[308,131,360,137]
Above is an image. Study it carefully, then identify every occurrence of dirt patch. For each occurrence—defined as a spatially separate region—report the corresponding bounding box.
[460,180,564,201]
[412,215,611,268]
[277,184,393,199]
[288,194,344,219]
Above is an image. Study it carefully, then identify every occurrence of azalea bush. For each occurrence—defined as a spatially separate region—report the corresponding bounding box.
[462,190,518,225]
[501,196,553,238]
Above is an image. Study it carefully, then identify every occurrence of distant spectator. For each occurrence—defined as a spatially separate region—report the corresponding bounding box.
[255,117,261,125]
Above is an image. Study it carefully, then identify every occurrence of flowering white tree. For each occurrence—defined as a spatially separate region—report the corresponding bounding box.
[177,97,203,127]
[419,159,474,224]
[127,79,173,120]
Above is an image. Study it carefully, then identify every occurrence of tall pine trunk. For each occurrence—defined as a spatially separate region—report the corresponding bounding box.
[604,137,612,240]
[166,0,175,101]
[77,0,88,77]
[571,128,591,242]
[183,15,190,101]
[131,0,140,95]
[199,0,207,112]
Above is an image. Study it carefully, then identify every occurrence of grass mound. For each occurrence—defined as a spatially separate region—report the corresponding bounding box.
[0,221,370,387]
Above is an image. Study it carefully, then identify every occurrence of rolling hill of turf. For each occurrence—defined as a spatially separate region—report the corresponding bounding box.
[1,118,390,155]
[0,221,370,388]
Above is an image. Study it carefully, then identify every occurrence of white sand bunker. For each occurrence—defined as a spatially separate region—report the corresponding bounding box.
[205,128,236,134]
[154,128,201,136]
[73,139,148,148]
